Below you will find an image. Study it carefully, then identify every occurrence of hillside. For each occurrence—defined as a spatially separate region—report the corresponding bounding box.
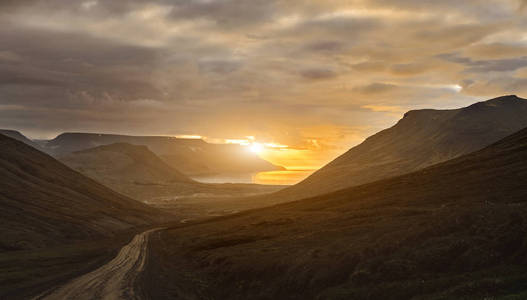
[0,129,42,151]
[279,95,527,200]
[144,126,527,299]
[41,133,283,175]
[58,142,284,219]
[0,134,168,251]
[60,143,194,186]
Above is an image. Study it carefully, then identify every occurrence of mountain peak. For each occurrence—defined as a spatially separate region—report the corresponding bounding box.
[474,94,524,106]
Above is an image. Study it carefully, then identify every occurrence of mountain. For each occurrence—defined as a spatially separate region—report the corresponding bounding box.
[60,143,194,186]
[144,125,527,299]
[0,129,42,150]
[0,134,168,251]
[279,95,527,200]
[41,133,283,175]
[57,142,285,218]
[58,142,199,201]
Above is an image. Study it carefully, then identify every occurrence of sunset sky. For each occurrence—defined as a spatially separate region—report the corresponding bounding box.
[1,0,527,168]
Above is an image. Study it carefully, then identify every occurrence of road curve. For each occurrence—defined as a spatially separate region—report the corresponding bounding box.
[35,228,162,300]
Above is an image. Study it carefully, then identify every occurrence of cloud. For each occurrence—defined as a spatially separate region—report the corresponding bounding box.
[390,63,434,76]
[198,58,243,74]
[303,40,345,52]
[350,61,387,72]
[353,83,398,95]
[0,0,526,166]
[300,68,337,80]
[438,53,527,73]
[464,43,527,59]
[362,104,405,113]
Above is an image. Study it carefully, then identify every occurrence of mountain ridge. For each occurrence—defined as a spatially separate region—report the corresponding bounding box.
[0,129,43,151]
[278,95,527,200]
[40,132,283,175]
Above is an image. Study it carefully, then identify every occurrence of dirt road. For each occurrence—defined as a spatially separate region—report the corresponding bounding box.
[34,228,162,300]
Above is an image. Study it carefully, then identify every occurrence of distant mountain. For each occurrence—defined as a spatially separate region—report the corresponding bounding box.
[56,142,285,213]
[279,95,527,200]
[41,133,283,175]
[59,142,197,198]
[145,125,527,299]
[0,129,42,150]
[0,134,168,251]
[60,143,194,185]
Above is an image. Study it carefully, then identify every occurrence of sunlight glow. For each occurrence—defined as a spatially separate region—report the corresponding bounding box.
[175,134,203,139]
[250,142,264,153]
[176,133,335,170]
[225,139,251,146]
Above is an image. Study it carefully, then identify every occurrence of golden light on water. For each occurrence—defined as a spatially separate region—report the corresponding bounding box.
[253,170,315,185]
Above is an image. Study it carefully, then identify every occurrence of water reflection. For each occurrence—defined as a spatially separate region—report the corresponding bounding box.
[191,170,315,185]
[252,170,314,185]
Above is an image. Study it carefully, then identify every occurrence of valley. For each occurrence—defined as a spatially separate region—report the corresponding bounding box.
[3,1,527,298]
[2,96,527,299]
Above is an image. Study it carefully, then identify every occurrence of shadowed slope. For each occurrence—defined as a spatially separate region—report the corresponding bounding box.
[279,95,527,200]
[0,129,42,150]
[56,142,283,215]
[0,134,169,251]
[60,143,194,185]
[145,126,527,299]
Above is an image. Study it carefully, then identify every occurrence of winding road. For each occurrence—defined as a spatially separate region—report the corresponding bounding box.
[34,228,162,300]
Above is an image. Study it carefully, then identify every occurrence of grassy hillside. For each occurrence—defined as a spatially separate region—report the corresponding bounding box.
[0,129,43,151]
[143,126,527,299]
[279,95,527,201]
[0,134,169,251]
[60,142,194,185]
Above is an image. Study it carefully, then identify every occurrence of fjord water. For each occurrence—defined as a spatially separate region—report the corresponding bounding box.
[192,169,315,185]
[252,169,314,185]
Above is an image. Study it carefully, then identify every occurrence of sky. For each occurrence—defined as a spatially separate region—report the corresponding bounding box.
[1,0,527,168]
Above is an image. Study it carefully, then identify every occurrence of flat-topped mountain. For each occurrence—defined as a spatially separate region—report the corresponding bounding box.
[0,134,168,251]
[42,133,283,175]
[146,124,527,299]
[279,95,527,200]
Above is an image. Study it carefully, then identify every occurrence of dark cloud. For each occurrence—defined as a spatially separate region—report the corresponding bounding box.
[198,58,242,74]
[353,82,398,95]
[300,68,337,80]
[167,0,277,28]
[285,15,381,39]
[304,40,345,52]
[0,23,165,104]
[438,53,527,73]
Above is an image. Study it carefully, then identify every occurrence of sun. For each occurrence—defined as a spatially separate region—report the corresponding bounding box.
[250,142,264,153]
